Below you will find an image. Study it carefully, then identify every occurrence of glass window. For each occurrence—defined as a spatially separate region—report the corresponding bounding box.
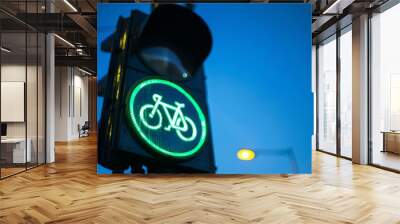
[318,35,337,154]
[1,31,28,178]
[339,27,352,158]
[0,1,46,179]
[371,3,400,171]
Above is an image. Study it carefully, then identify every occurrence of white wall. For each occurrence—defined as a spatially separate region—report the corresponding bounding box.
[1,65,26,130]
[1,65,40,137]
[55,67,70,141]
[72,73,89,138]
[55,67,89,141]
[1,65,26,139]
[1,64,46,164]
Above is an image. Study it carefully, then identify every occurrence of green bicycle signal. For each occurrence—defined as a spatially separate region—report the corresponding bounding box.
[140,93,197,142]
[126,78,207,159]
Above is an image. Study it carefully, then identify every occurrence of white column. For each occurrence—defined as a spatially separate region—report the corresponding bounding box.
[55,67,74,141]
[352,14,369,164]
[46,1,55,163]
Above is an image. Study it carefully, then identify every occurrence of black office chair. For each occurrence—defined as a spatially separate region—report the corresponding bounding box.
[78,121,90,138]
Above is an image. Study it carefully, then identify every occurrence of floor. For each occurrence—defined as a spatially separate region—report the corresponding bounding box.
[0,167,26,178]
[1,163,42,178]
[0,136,400,223]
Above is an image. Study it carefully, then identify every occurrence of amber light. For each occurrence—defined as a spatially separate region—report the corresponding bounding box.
[237,149,255,161]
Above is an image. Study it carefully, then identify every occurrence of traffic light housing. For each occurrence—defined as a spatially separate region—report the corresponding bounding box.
[98,4,216,173]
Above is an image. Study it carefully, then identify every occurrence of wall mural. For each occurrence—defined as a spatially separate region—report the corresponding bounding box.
[97,3,312,174]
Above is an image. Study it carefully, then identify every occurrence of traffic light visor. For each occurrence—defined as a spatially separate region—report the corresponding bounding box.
[137,4,213,81]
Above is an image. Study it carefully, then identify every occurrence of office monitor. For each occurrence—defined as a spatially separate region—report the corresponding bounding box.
[1,123,7,137]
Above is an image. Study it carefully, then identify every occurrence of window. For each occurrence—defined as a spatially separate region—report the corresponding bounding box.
[317,35,337,154]
[370,2,400,171]
[0,1,47,179]
[339,27,352,158]
[317,25,353,159]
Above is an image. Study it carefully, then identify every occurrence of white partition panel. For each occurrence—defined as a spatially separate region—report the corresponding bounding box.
[1,82,25,122]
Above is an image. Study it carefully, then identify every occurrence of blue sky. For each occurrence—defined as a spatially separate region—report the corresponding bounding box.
[98,3,312,174]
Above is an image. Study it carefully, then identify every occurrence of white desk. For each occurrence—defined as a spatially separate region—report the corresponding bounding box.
[1,138,31,163]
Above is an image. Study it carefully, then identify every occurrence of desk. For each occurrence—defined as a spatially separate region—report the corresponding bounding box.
[1,138,31,163]
[382,131,400,154]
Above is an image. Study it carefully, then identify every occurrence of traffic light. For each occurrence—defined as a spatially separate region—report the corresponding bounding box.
[98,4,216,173]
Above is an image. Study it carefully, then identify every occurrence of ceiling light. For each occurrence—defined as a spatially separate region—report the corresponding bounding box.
[237,149,255,161]
[322,0,354,15]
[76,48,86,56]
[63,0,78,12]
[323,0,341,14]
[54,34,75,48]
[78,67,93,76]
[1,47,11,53]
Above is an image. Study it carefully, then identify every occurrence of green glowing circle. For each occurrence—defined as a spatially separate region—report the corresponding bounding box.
[126,78,207,159]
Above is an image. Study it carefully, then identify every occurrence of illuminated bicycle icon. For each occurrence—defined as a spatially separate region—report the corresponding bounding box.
[139,94,197,142]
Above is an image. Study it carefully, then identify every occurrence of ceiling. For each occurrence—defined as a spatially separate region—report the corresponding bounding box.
[1,32,45,61]
[0,0,97,73]
[311,0,390,43]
